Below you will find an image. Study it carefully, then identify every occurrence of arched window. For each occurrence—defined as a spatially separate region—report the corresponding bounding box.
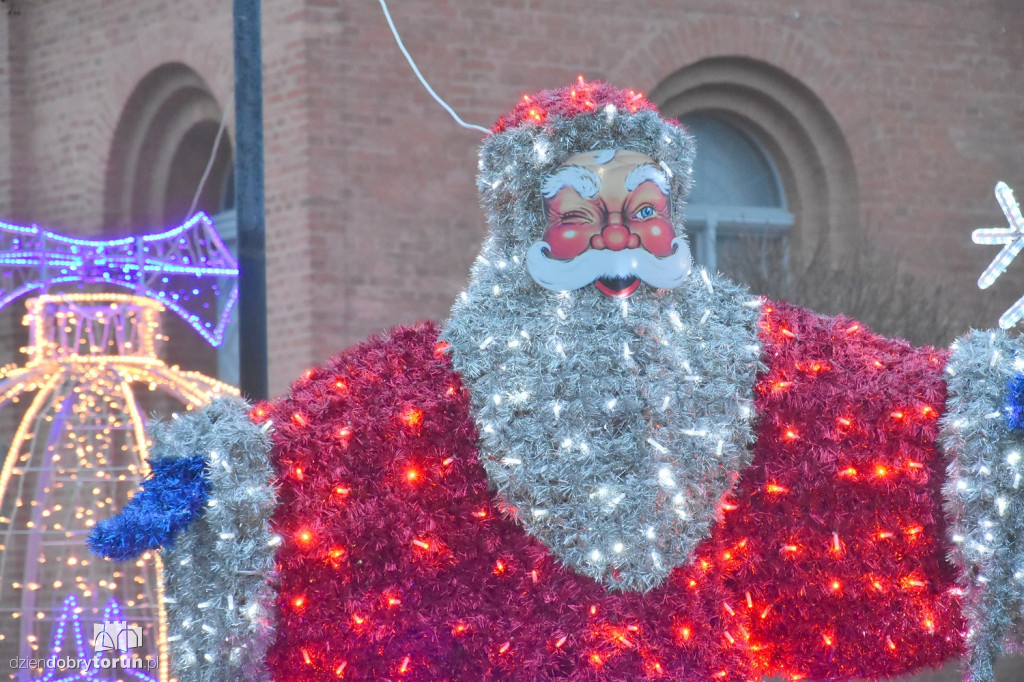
[651,57,859,290]
[104,63,237,383]
[681,113,793,281]
[104,63,233,231]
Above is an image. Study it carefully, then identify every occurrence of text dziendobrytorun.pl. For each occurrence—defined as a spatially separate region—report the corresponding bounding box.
[9,656,157,671]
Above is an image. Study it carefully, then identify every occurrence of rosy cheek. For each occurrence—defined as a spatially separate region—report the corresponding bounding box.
[543,224,597,260]
[634,219,675,257]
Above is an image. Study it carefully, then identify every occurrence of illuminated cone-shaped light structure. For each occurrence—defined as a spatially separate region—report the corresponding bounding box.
[0,293,237,680]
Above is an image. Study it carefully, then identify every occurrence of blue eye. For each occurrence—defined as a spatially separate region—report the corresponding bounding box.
[634,206,656,219]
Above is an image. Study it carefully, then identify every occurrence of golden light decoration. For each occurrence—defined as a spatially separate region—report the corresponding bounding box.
[0,293,237,681]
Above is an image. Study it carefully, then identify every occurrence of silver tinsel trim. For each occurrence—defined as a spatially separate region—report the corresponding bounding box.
[153,398,277,682]
[444,108,762,592]
[942,330,1024,682]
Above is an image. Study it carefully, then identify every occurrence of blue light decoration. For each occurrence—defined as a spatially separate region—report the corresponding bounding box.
[38,593,157,682]
[0,213,238,346]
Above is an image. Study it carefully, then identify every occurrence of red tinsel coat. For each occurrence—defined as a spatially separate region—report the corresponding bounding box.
[255,302,964,681]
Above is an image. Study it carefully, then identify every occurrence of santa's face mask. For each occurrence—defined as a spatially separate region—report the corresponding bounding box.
[527,149,692,298]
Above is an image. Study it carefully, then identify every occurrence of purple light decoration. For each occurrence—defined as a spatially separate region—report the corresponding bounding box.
[38,594,89,681]
[0,213,238,347]
[37,593,158,682]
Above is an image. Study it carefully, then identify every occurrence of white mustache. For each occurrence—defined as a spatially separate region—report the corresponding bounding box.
[526,237,692,292]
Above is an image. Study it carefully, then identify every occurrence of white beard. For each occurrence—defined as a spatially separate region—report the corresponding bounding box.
[442,247,764,592]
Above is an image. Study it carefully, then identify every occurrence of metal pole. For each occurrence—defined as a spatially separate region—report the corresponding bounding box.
[233,0,268,400]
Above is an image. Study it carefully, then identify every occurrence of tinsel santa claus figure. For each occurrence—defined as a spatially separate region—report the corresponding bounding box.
[91,80,1024,682]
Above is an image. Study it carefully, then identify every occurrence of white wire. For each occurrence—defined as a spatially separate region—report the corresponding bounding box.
[378,0,491,135]
[186,99,232,221]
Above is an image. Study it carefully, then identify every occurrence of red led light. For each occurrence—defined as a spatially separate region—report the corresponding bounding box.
[400,407,424,430]
[327,546,346,568]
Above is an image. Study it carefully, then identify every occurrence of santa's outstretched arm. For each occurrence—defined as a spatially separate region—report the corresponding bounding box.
[942,329,1024,682]
[89,398,278,682]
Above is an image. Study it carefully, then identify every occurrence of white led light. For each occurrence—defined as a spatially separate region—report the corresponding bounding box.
[648,439,669,454]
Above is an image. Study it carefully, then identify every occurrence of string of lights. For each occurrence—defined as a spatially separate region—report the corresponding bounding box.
[0,293,236,681]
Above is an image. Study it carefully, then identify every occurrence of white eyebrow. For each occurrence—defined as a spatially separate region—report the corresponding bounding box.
[541,165,602,199]
[624,163,670,194]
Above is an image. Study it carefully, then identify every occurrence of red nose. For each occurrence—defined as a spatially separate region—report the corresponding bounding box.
[590,224,641,251]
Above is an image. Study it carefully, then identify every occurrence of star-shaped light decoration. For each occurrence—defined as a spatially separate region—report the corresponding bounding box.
[973,181,1024,328]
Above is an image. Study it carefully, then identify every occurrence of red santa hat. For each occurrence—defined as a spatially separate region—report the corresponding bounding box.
[489,77,666,133]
